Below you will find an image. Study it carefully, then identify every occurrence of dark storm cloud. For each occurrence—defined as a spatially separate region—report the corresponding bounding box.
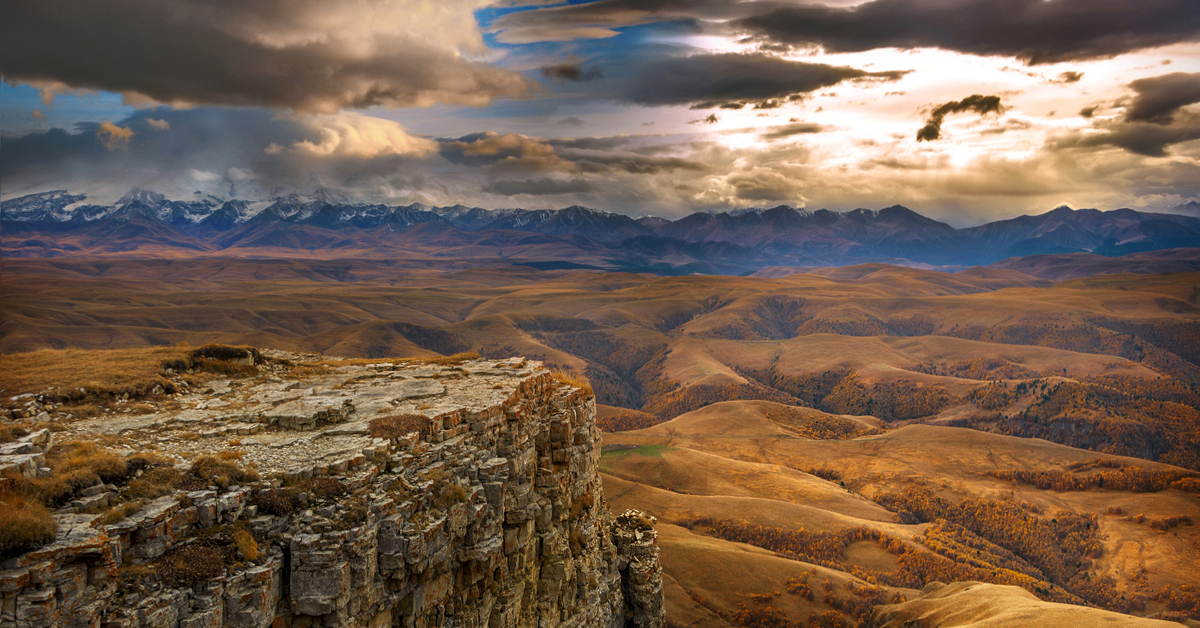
[563,153,708,175]
[0,0,529,112]
[760,122,826,140]
[620,53,907,108]
[541,63,603,83]
[496,0,1200,65]
[490,0,744,44]
[735,0,1200,65]
[1053,72,1084,84]
[1124,72,1200,123]
[1051,73,1200,158]
[916,95,1005,141]
[482,178,594,196]
[0,107,445,199]
[0,109,296,184]
[549,137,639,151]
[1053,117,1200,157]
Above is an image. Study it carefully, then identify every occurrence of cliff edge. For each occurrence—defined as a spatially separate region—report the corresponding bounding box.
[0,350,665,628]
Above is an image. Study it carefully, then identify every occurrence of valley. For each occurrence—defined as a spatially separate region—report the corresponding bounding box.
[3,256,1200,625]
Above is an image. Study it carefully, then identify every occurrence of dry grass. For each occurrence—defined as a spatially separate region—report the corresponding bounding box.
[232,528,260,561]
[180,455,259,491]
[3,441,133,507]
[400,352,480,366]
[156,544,225,588]
[551,370,594,397]
[316,352,481,369]
[0,426,30,443]
[0,344,262,408]
[100,499,148,525]
[124,467,182,500]
[0,346,190,402]
[0,493,57,560]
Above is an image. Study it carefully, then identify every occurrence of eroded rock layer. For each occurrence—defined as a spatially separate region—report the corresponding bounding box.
[1,355,665,628]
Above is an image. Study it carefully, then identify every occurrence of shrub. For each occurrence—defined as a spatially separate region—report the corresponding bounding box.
[368,414,430,441]
[301,476,345,501]
[252,489,294,516]
[0,493,57,560]
[157,544,225,588]
[232,528,259,561]
[433,480,468,510]
[124,467,182,500]
[180,455,258,491]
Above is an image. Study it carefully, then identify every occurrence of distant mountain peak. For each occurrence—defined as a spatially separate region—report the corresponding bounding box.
[118,188,167,206]
[1171,200,1200,217]
[3,189,1199,268]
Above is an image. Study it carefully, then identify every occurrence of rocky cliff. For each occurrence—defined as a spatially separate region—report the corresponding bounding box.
[0,352,665,628]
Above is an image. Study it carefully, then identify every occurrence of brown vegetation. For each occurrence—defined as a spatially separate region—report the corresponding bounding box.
[985,460,1200,493]
[596,408,665,433]
[368,413,432,441]
[551,370,594,397]
[870,484,1152,612]
[252,477,348,516]
[0,344,264,410]
[0,493,57,560]
[739,368,951,422]
[679,516,1083,606]
[642,381,800,421]
[156,544,225,588]
[912,358,1038,380]
[179,455,259,491]
[968,376,1200,470]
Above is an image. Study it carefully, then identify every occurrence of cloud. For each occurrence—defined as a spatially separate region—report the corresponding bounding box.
[483,177,594,195]
[541,63,602,83]
[916,95,1005,141]
[31,110,45,121]
[1052,113,1200,157]
[1053,71,1084,84]
[493,0,1200,65]
[96,121,134,150]
[145,118,170,130]
[556,117,586,127]
[439,131,573,170]
[285,113,437,159]
[620,53,907,108]
[490,0,727,44]
[1,0,530,112]
[1049,73,1200,158]
[733,0,1200,65]
[1123,72,1200,123]
[188,169,221,182]
[760,122,825,140]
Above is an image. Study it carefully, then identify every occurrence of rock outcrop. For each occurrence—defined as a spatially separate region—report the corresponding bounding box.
[1,355,665,628]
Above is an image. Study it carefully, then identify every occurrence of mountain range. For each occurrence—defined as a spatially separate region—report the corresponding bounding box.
[3,189,1200,273]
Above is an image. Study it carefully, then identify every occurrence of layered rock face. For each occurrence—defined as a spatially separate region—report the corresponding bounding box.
[1,355,665,628]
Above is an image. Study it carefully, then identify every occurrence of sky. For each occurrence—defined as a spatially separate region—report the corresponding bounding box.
[2,0,1199,226]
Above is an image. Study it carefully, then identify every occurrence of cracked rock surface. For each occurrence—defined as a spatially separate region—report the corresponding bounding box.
[0,353,665,628]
